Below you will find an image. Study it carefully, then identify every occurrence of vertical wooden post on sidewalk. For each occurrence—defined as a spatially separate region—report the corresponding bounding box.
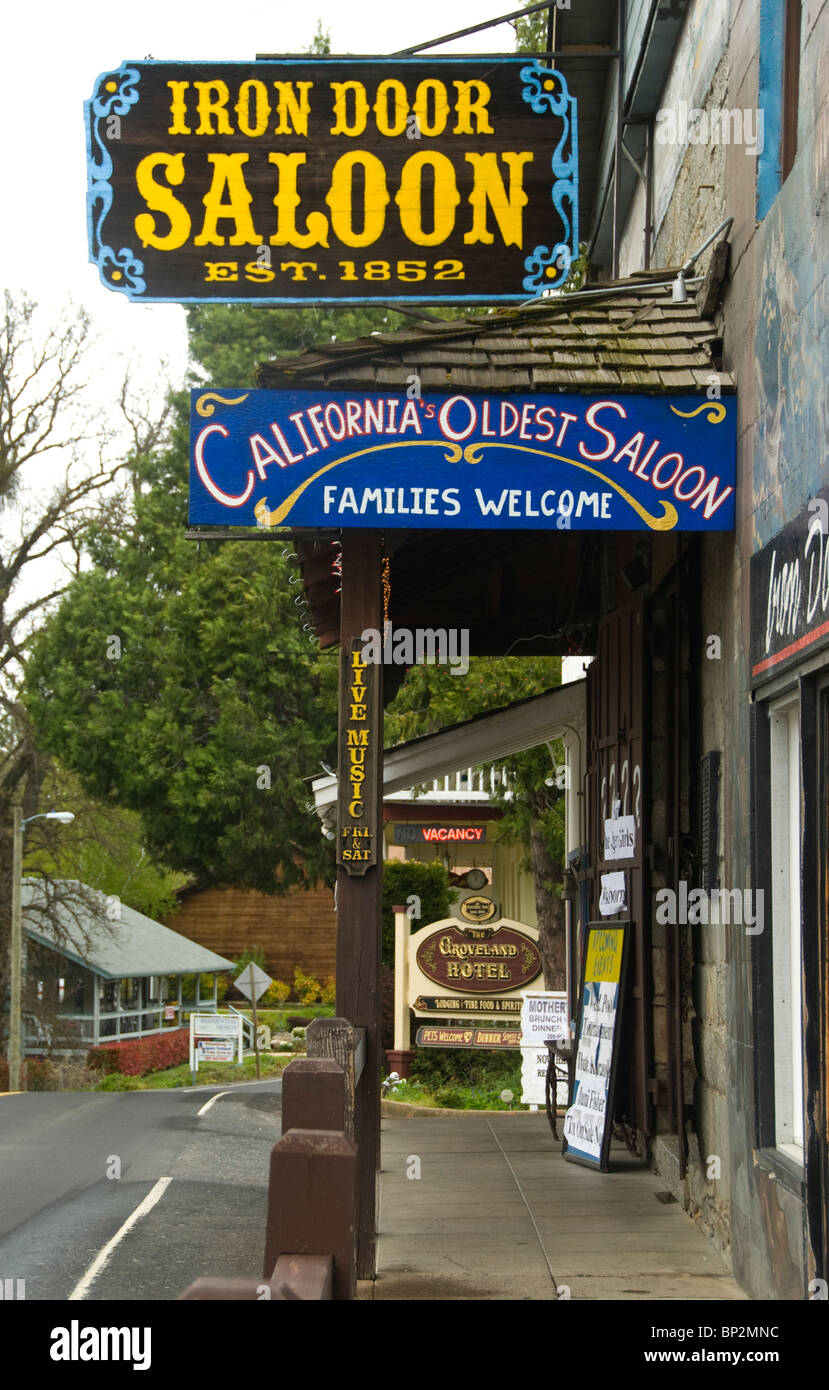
[249,962,261,1079]
[336,530,383,1280]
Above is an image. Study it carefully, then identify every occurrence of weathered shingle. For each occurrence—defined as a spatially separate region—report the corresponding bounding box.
[256,277,736,395]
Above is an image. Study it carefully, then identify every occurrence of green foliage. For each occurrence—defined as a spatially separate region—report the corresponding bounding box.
[306,18,331,54]
[388,1065,525,1110]
[21,764,184,922]
[384,657,566,874]
[93,1053,295,1089]
[254,1004,334,1031]
[410,1046,521,1090]
[24,401,340,894]
[233,947,267,976]
[320,975,336,1007]
[95,1072,141,1091]
[186,303,405,387]
[382,858,452,967]
[384,656,562,745]
[514,2,550,54]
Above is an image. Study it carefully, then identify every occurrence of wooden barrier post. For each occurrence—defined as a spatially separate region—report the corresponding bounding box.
[281,1054,347,1133]
[306,1018,365,1139]
[262,1058,357,1300]
[264,1131,357,1300]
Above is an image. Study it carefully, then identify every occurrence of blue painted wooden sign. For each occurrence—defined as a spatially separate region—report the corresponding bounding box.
[189,388,736,532]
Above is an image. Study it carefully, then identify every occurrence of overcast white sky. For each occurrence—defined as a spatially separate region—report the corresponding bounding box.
[1,0,521,397]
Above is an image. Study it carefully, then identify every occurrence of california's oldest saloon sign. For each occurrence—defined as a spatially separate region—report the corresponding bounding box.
[189,388,736,532]
[85,58,577,304]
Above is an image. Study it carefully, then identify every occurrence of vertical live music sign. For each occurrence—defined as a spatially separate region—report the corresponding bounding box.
[337,640,380,876]
[84,57,578,304]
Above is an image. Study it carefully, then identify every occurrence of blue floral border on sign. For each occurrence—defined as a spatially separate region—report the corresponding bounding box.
[519,62,579,294]
[84,58,578,304]
[85,64,146,296]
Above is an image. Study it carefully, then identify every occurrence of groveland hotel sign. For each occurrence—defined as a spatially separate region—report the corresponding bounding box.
[189,389,737,532]
[407,917,542,1019]
[84,58,577,305]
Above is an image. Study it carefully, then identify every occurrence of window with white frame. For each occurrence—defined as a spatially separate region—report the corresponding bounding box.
[768,693,804,1155]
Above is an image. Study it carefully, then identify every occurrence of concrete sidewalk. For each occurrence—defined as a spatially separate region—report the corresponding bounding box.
[360,1110,749,1301]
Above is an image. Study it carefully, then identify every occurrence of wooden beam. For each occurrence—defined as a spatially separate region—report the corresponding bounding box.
[335,530,383,1280]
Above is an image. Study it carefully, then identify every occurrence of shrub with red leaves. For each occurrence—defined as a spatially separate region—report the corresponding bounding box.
[87,1028,190,1077]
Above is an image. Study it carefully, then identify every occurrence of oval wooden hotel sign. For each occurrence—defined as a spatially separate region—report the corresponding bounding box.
[416,924,541,994]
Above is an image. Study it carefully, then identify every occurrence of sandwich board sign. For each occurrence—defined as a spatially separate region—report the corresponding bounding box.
[189,1012,243,1074]
[562,923,629,1171]
[520,990,569,1107]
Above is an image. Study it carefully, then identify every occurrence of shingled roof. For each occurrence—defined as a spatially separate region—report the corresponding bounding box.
[256,275,734,396]
[256,268,734,654]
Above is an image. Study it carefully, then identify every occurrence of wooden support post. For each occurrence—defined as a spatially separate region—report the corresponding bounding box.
[336,530,383,1281]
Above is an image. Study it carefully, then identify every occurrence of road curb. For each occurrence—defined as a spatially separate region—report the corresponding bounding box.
[381,1099,556,1118]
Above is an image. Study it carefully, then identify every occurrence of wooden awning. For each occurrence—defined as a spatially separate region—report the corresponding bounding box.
[257,275,733,654]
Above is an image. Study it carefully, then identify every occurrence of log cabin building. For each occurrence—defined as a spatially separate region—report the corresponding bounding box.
[167,879,338,988]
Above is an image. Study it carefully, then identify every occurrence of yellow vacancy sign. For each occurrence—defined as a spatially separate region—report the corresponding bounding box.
[585,927,624,984]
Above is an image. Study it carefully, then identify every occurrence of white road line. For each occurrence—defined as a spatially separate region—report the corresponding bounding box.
[68,1176,173,1301]
[179,1077,283,1094]
[196,1090,230,1117]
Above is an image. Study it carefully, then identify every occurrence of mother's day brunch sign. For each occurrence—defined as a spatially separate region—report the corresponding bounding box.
[189,388,736,532]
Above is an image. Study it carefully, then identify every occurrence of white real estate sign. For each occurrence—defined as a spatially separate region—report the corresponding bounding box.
[189,1012,243,1072]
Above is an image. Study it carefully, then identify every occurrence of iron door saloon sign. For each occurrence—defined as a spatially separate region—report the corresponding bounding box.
[85,58,577,304]
[190,389,736,532]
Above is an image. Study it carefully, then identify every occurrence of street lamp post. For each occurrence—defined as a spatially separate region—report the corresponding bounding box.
[7,810,75,1092]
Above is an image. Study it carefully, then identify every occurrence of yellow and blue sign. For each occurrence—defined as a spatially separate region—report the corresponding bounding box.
[189,388,737,532]
[85,57,577,305]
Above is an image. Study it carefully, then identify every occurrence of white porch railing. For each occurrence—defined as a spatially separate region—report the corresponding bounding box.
[384,765,512,803]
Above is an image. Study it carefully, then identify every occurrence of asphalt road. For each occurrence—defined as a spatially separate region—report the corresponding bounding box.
[0,1080,282,1300]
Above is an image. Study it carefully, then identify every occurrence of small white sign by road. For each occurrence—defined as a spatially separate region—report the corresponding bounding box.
[189,1012,243,1074]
